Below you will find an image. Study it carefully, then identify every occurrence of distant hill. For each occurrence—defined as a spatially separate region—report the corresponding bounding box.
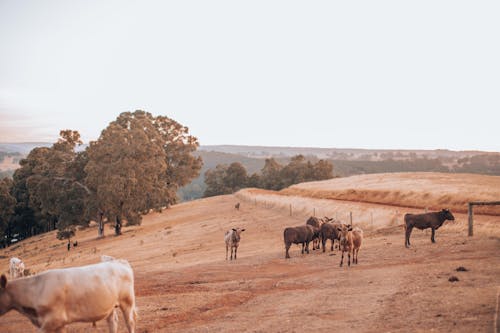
[2,143,499,201]
[198,144,490,161]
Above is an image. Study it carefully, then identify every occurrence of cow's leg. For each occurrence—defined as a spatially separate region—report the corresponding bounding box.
[120,301,137,333]
[234,245,238,260]
[340,250,344,267]
[431,228,436,243]
[40,316,66,333]
[322,237,326,252]
[301,242,305,254]
[348,250,351,267]
[285,242,291,259]
[331,239,334,252]
[230,246,234,260]
[106,308,118,333]
[305,241,310,254]
[405,225,413,248]
[226,244,228,260]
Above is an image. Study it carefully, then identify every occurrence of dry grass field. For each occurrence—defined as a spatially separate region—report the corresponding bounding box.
[0,172,499,332]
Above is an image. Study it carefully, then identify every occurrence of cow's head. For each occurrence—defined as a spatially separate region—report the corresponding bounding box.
[231,228,245,241]
[442,209,455,221]
[0,275,12,315]
[336,224,352,245]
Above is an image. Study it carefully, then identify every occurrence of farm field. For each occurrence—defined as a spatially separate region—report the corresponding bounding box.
[0,173,499,332]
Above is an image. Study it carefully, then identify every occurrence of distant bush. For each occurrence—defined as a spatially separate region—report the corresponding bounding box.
[203,155,333,197]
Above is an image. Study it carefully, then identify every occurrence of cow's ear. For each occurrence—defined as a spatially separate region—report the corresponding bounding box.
[337,227,342,232]
[241,229,245,232]
[232,228,237,232]
[1,275,7,289]
[348,226,353,231]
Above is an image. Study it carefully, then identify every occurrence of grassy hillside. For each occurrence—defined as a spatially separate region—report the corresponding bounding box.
[280,172,500,215]
[1,191,498,332]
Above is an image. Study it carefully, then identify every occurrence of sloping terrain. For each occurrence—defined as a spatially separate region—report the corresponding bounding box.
[281,172,500,215]
[0,173,499,332]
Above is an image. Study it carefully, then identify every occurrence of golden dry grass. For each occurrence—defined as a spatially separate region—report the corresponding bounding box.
[279,172,500,215]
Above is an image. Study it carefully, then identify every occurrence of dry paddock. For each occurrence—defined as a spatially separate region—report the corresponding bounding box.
[0,194,499,333]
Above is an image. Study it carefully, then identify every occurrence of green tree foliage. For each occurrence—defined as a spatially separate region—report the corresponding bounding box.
[0,177,16,242]
[56,225,75,243]
[203,162,250,197]
[204,155,333,196]
[260,158,283,190]
[85,110,201,236]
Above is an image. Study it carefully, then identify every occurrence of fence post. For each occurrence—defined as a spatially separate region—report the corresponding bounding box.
[313,208,315,216]
[350,211,353,226]
[468,203,474,237]
[290,204,292,216]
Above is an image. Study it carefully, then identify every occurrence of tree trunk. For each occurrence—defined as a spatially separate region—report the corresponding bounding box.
[97,210,104,238]
[115,216,122,236]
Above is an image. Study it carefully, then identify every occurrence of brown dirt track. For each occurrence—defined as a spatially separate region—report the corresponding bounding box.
[1,173,499,332]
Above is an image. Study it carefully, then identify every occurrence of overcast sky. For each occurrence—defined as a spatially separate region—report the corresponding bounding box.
[0,1,499,151]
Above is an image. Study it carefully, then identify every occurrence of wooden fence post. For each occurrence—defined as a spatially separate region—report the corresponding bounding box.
[350,211,353,226]
[468,203,474,237]
[290,204,292,216]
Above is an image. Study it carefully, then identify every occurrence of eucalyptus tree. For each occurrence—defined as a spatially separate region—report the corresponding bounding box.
[0,177,15,243]
[85,110,202,237]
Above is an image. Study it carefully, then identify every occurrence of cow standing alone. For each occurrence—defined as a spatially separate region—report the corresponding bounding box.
[225,228,245,260]
[9,257,25,280]
[404,209,455,248]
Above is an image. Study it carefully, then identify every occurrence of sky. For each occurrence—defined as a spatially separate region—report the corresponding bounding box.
[0,1,499,151]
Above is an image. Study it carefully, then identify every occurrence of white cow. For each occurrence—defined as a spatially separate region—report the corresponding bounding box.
[9,257,25,279]
[0,259,137,333]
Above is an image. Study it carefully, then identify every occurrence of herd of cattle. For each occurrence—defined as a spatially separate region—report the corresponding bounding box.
[0,208,455,332]
[282,216,364,267]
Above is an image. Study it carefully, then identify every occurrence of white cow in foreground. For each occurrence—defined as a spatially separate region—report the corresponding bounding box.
[9,257,25,279]
[0,258,137,333]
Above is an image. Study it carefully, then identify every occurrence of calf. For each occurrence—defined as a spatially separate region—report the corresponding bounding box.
[0,259,137,333]
[9,257,25,280]
[225,228,245,260]
[320,222,342,252]
[337,225,363,267]
[283,225,319,259]
[404,209,455,248]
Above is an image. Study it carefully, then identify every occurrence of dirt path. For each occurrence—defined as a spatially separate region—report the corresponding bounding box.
[0,194,499,332]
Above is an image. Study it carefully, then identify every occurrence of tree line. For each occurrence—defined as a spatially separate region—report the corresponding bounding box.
[0,111,202,246]
[203,155,333,197]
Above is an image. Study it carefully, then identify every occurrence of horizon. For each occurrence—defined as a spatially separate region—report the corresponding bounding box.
[1,141,498,154]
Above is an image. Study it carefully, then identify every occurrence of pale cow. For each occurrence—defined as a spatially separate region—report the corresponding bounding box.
[225,228,245,260]
[9,257,25,279]
[337,225,363,267]
[0,259,137,333]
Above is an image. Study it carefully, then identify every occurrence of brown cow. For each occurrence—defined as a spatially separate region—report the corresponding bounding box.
[306,216,333,250]
[337,225,363,267]
[283,225,319,259]
[320,221,342,252]
[404,209,455,248]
